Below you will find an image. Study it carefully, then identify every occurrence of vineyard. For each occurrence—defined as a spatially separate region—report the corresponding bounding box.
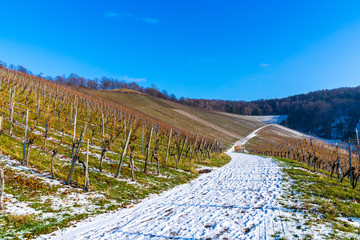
[247,125,360,190]
[2,64,359,239]
[0,66,232,239]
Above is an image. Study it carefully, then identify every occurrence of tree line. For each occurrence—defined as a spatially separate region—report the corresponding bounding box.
[0,61,178,101]
[178,87,360,140]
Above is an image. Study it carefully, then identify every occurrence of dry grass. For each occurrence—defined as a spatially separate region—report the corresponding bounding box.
[85,89,263,146]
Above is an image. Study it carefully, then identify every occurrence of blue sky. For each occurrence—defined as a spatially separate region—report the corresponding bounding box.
[1,0,360,101]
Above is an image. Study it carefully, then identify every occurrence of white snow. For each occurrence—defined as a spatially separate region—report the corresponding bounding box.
[339,217,360,228]
[269,124,305,138]
[251,115,288,124]
[1,193,40,216]
[230,124,270,152]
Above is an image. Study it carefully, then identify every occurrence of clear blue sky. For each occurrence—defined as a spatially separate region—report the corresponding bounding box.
[1,0,360,101]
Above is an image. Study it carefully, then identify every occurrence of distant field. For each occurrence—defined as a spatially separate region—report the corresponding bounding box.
[82,89,265,146]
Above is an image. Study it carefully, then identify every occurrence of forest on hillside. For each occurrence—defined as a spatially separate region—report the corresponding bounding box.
[179,87,360,140]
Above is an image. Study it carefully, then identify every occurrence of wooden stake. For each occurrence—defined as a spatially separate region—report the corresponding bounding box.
[71,107,77,161]
[116,123,132,178]
[44,104,50,149]
[164,129,172,166]
[0,168,4,210]
[348,139,354,188]
[50,149,57,178]
[141,122,145,155]
[9,92,14,135]
[130,151,135,181]
[99,112,106,172]
[144,126,153,174]
[356,128,360,164]
[0,116,3,134]
[176,136,187,169]
[84,139,90,192]
[22,109,29,165]
[337,145,342,181]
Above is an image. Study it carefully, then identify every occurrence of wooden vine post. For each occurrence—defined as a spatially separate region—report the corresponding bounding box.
[50,149,57,178]
[141,122,145,155]
[356,129,360,164]
[298,139,305,162]
[348,138,354,188]
[84,139,90,192]
[0,115,3,134]
[22,109,29,165]
[336,144,342,181]
[164,128,172,166]
[71,107,77,161]
[9,90,14,135]
[99,112,105,172]
[144,126,153,174]
[0,168,4,210]
[176,136,187,169]
[43,104,50,149]
[116,122,132,178]
[189,134,199,162]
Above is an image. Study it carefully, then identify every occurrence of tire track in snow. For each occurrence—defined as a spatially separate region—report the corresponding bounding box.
[39,126,285,240]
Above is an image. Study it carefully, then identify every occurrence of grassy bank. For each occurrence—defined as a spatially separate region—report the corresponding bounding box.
[275,157,360,239]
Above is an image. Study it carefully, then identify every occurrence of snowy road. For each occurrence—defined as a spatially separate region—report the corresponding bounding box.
[41,128,285,240]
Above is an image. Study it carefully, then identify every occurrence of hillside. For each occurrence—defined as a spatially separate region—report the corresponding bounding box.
[79,88,265,145]
[178,86,360,140]
[0,66,267,239]
[8,62,358,140]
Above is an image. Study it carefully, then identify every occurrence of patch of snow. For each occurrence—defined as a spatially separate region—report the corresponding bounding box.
[229,124,271,152]
[2,193,39,216]
[251,115,288,124]
[271,124,305,138]
[338,217,360,228]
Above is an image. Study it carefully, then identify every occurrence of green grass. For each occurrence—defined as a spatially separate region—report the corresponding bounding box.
[275,157,360,237]
[201,153,231,167]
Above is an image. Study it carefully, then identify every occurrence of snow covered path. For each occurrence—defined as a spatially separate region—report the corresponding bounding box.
[41,127,285,240]
[232,124,271,148]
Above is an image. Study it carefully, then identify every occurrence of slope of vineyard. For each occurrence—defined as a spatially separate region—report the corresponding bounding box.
[1,66,359,238]
[0,67,246,239]
[0,66,267,239]
[80,88,265,145]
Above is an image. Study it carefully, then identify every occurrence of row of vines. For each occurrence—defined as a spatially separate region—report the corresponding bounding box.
[0,66,224,210]
[247,132,360,189]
